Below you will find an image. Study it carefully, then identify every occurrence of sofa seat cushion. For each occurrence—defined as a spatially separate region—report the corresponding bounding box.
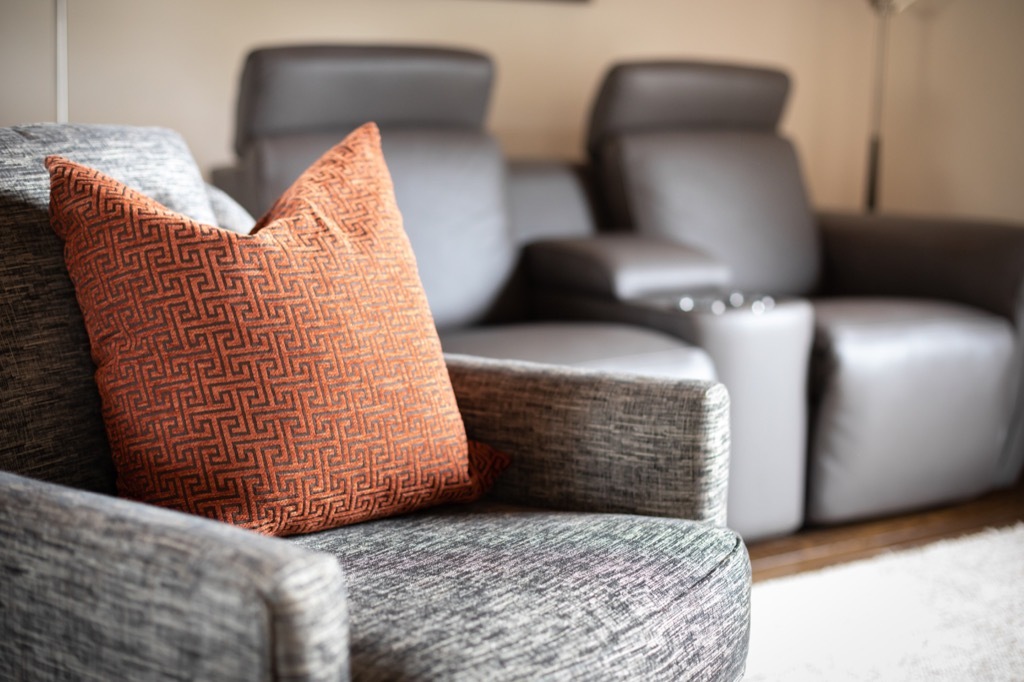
[808,298,1017,524]
[292,505,750,681]
[441,322,717,380]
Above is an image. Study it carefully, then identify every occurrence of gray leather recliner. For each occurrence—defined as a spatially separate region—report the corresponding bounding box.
[567,60,1024,526]
[212,45,719,383]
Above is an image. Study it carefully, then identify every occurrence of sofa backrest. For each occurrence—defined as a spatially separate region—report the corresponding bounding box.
[229,45,518,330]
[0,124,218,493]
[588,61,821,296]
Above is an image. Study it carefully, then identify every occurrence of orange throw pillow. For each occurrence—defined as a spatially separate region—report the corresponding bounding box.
[47,123,507,536]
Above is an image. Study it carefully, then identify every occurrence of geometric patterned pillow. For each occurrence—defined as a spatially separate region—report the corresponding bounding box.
[46,123,507,537]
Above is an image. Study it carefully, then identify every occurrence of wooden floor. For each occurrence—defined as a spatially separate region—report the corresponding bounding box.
[747,478,1024,583]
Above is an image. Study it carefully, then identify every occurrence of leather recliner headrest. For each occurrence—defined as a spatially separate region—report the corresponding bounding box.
[235,44,494,155]
[587,61,790,158]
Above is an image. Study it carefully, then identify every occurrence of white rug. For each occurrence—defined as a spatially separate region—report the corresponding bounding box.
[743,523,1024,681]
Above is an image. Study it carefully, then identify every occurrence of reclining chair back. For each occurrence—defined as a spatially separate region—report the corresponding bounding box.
[233,45,517,330]
[588,61,820,296]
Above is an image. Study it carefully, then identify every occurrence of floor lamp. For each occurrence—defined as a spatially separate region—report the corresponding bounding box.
[865,0,918,212]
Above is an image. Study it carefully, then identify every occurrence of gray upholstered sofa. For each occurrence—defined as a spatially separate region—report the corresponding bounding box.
[0,124,750,679]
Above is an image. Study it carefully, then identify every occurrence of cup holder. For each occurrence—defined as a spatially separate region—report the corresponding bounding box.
[675,291,776,315]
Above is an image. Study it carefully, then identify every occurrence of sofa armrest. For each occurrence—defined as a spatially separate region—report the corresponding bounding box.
[818,211,1024,323]
[0,472,349,682]
[526,234,731,301]
[445,353,731,526]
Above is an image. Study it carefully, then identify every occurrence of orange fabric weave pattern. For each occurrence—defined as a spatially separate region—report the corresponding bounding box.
[47,123,506,536]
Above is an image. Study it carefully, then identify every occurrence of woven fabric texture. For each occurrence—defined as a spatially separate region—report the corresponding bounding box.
[295,504,750,681]
[445,353,731,525]
[0,471,349,682]
[0,124,219,494]
[46,123,505,536]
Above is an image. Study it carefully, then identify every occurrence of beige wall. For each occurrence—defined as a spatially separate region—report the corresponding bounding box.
[884,0,1024,221]
[0,0,55,126]
[1,0,1021,222]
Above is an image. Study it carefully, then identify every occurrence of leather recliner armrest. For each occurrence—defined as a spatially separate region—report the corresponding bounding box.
[525,234,732,302]
[818,211,1024,324]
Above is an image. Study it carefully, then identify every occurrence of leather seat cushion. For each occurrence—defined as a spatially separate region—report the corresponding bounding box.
[441,322,716,381]
[808,298,1017,524]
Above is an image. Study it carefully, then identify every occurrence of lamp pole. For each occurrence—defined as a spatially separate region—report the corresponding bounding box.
[865,0,895,212]
[865,0,921,212]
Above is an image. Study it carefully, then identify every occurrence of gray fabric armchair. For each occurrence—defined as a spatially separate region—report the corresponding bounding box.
[545,60,1024,528]
[0,124,750,679]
